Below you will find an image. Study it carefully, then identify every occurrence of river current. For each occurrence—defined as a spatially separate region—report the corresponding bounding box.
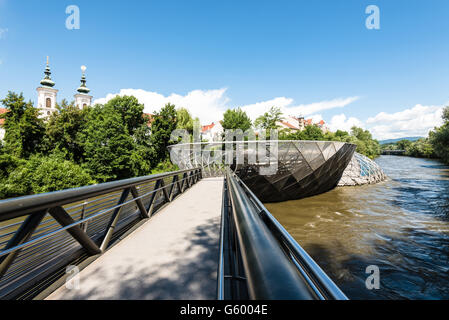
[266,155,449,299]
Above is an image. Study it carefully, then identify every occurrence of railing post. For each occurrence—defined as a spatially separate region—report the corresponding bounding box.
[160,179,170,203]
[147,179,162,216]
[100,188,131,251]
[0,210,47,280]
[176,175,184,194]
[48,206,101,255]
[80,201,88,232]
[130,186,149,219]
[168,175,178,202]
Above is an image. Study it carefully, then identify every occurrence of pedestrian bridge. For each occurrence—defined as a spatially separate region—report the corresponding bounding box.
[0,167,347,300]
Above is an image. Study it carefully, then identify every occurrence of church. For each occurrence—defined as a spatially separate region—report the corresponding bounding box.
[36,57,93,118]
[0,58,93,140]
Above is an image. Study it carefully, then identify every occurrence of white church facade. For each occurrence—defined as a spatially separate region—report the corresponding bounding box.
[36,58,93,119]
[1,58,93,140]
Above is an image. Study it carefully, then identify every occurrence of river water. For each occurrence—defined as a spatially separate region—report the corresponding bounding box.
[266,155,449,299]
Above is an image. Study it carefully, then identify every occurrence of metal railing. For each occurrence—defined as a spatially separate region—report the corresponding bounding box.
[218,169,348,300]
[0,168,202,299]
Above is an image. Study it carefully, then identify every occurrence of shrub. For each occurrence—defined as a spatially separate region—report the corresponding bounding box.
[0,155,95,199]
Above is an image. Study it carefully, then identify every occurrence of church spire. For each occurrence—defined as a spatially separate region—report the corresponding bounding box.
[77,65,90,94]
[40,56,55,88]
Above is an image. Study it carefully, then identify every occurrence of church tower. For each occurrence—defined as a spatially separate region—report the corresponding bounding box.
[74,65,92,108]
[36,57,58,118]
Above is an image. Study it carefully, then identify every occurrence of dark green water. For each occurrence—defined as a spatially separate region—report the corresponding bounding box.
[266,155,449,299]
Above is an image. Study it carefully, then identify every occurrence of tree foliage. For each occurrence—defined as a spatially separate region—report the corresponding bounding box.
[254,106,283,130]
[280,125,381,159]
[176,107,194,134]
[150,103,178,164]
[0,92,166,199]
[0,154,95,199]
[44,99,89,162]
[0,92,45,158]
[221,108,252,132]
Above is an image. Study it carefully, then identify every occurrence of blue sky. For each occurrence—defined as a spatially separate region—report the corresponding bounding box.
[0,0,448,139]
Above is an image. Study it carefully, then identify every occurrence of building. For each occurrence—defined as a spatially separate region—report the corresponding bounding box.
[0,108,7,140]
[144,113,155,129]
[36,57,58,118]
[36,57,92,119]
[276,115,328,132]
[74,65,93,109]
[201,122,223,141]
[0,58,94,141]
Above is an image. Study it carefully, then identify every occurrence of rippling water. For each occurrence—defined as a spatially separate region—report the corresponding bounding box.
[266,155,449,300]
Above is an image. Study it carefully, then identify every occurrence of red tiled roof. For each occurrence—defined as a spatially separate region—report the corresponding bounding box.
[201,122,215,133]
[0,108,8,126]
[280,121,298,130]
[319,120,325,125]
[305,119,313,125]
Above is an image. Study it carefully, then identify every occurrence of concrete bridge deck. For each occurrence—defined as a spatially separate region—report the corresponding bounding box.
[46,177,223,300]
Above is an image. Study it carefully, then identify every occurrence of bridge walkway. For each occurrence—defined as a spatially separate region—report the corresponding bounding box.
[46,177,223,300]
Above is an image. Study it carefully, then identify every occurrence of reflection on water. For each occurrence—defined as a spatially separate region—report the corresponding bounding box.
[266,155,449,299]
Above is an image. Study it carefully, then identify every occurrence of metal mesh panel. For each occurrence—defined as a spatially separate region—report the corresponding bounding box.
[169,141,356,202]
[338,152,387,186]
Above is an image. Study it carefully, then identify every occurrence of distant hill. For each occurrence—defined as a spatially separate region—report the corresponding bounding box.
[379,137,423,145]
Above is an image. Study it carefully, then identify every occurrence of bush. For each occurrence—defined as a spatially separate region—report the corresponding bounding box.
[0,154,26,179]
[0,155,95,199]
[150,159,179,174]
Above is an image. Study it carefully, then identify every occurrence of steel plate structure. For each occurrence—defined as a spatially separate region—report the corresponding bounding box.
[169,141,356,202]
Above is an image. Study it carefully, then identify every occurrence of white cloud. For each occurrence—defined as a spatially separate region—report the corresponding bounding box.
[366,104,444,140]
[241,96,359,121]
[239,97,293,120]
[94,88,359,125]
[94,88,230,124]
[328,114,364,132]
[328,104,445,140]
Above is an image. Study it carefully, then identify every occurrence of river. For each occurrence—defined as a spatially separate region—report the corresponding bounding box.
[266,155,449,299]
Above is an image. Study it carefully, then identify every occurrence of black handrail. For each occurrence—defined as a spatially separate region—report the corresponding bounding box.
[0,168,198,222]
[219,169,348,300]
[0,168,202,299]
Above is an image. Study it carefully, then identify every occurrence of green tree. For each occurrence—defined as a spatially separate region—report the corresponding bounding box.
[150,103,178,164]
[0,153,26,180]
[254,106,283,130]
[81,105,141,182]
[0,92,45,158]
[431,106,449,163]
[176,108,194,134]
[396,139,412,151]
[0,154,95,199]
[103,95,146,135]
[406,138,435,158]
[221,108,252,132]
[301,125,325,140]
[44,99,89,162]
[350,126,381,159]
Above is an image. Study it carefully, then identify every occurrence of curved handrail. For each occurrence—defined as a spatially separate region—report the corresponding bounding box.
[223,169,348,300]
[225,169,315,300]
